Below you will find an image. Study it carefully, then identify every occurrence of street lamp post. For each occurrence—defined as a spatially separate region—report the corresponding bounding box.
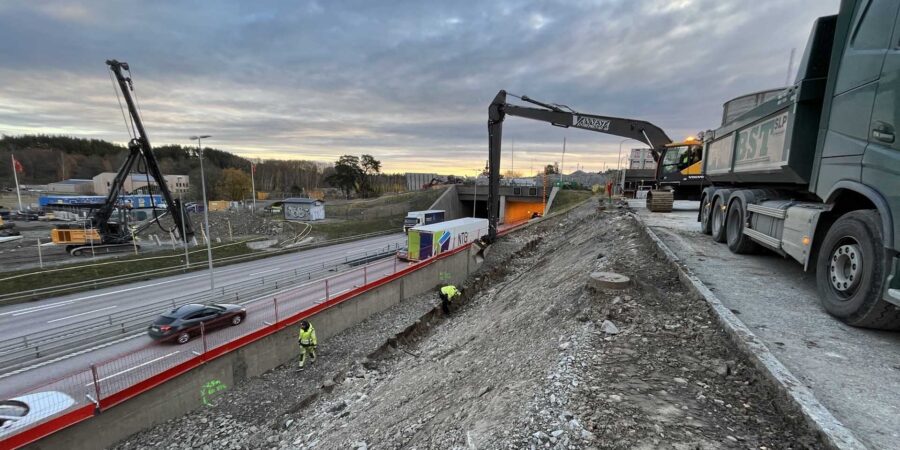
[190,135,215,292]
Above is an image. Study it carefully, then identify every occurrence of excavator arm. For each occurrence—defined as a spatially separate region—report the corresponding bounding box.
[486,90,672,239]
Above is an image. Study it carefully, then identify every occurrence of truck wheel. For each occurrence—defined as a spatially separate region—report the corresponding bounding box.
[711,196,727,243]
[816,210,900,329]
[699,194,713,235]
[725,202,758,254]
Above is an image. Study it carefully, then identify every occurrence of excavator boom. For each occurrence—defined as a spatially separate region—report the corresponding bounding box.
[486,90,673,239]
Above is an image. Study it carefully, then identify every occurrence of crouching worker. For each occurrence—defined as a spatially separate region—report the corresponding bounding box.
[297,320,317,370]
[439,284,461,314]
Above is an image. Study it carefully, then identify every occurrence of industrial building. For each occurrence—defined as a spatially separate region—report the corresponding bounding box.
[47,179,94,194]
[281,197,325,221]
[92,172,189,196]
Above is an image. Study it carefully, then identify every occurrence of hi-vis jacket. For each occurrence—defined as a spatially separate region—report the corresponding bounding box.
[441,285,460,301]
[298,324,317,346]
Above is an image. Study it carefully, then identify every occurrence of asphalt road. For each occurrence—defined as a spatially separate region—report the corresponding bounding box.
[631,199,900,450]
[0,233,406,400]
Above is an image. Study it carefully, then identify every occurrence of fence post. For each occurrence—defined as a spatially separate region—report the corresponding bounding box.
[91,364,102,404]
[364,265,368,285]
[394,256,397,273]
[36,238,43,269]
[274,297,279,324]
[325,278,330,300]
[201,322,208,354]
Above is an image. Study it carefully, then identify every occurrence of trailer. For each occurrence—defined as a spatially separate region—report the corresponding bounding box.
[406,217,488,262]
[698,0,900,329]
[403,209,446,233]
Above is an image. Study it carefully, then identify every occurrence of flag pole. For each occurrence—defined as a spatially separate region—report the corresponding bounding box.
[11,154,23,212]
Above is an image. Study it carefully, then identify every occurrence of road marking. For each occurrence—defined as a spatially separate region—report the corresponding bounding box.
[3,275,206,317]
[0,332,146,380]
[85,351,180,386]
[47,305,118,324]
[248,268,280,276]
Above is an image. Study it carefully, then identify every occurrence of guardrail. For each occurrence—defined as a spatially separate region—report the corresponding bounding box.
[0,219,536,449]
[0,230,399,304]
[0,243,403,375]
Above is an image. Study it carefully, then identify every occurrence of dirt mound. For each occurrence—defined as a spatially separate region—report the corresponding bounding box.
[113,204,820,449]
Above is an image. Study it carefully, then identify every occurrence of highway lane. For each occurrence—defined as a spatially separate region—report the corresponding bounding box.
[0,256,403,401]
[0,233,406,339]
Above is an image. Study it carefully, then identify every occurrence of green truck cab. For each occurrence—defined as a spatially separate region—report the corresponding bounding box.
[698,0,900,329]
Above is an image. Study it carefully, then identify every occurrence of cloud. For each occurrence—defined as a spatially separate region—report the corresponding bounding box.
[0,0,841,174]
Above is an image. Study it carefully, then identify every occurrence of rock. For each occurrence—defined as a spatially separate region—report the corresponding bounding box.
[726,435,738,442]
[551,430,565,438]
[673,377,688,384]
[328,400,348,413]
[322,380,336,393]
[352,441,368,450]
[608,394,623,402]
[580,430,595,441]
[600,320,620,335]
[284,419,294,429]
[714,364,730,377]
[559,342,571,350]
[550,394,558,405]
[533,431,549,441]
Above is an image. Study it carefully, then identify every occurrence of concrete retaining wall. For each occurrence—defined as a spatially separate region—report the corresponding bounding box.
[427,185,465,220]
[28,246,479,450]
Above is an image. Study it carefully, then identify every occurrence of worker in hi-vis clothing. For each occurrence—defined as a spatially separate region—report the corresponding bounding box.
[439,284,461,314]
[297,320,317,369]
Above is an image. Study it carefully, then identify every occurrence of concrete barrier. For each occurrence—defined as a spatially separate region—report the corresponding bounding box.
[27,246,479,450]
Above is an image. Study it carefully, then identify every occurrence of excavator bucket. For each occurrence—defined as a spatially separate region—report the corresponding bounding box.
[646,190,674,213]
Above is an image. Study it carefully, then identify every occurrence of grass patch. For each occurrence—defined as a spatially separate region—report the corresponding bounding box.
[0,241,259,300]
[310,216,403,240]
[325,189,443,219]
[549,190,593,213]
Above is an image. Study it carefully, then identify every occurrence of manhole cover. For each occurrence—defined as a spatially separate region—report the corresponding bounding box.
[589,271,630,289]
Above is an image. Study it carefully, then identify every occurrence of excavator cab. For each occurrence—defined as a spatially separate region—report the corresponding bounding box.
[646,137,705,212]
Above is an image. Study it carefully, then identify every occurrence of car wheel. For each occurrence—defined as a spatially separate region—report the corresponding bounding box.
[699,194,713,235]
[725,201,758,254]
[231,314,243,326]
[71,248,84,256]
[176,332,191,345]
[711,196,727,243]
[816,210,900,329]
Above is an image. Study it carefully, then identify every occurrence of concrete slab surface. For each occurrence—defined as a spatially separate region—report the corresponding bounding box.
[630,199,900,450]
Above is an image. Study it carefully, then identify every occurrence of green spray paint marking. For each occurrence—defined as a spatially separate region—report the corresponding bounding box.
[201,379,228,406]
[439,272,452,282]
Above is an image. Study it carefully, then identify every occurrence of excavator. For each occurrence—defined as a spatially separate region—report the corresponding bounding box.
[50,60,194,256]
[485,90,704,239]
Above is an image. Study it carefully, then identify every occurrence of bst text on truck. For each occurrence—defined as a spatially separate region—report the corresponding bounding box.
[697,0,900,329]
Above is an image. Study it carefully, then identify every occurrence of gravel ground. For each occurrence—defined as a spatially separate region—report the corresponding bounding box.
[112,202,822,449]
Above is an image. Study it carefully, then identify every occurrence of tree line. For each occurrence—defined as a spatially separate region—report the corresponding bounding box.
[0,135,405,202]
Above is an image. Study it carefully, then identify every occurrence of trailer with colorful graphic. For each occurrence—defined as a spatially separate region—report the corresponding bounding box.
[406,217,488,262]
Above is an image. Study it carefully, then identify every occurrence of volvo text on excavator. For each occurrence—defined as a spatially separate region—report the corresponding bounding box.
[50,60,195,256]
[485,90,704,239]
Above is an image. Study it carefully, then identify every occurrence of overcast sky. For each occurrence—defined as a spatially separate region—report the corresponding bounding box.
[0,0,840,175]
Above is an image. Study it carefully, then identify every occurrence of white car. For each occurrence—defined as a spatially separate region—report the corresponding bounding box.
[0,391,76,438]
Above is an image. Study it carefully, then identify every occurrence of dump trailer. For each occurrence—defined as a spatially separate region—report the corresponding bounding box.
[406,217,488,262]
[698,0,900,329]
[403,210,446,233]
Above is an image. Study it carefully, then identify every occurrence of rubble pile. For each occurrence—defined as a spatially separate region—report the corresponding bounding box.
[115,203,820,449]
